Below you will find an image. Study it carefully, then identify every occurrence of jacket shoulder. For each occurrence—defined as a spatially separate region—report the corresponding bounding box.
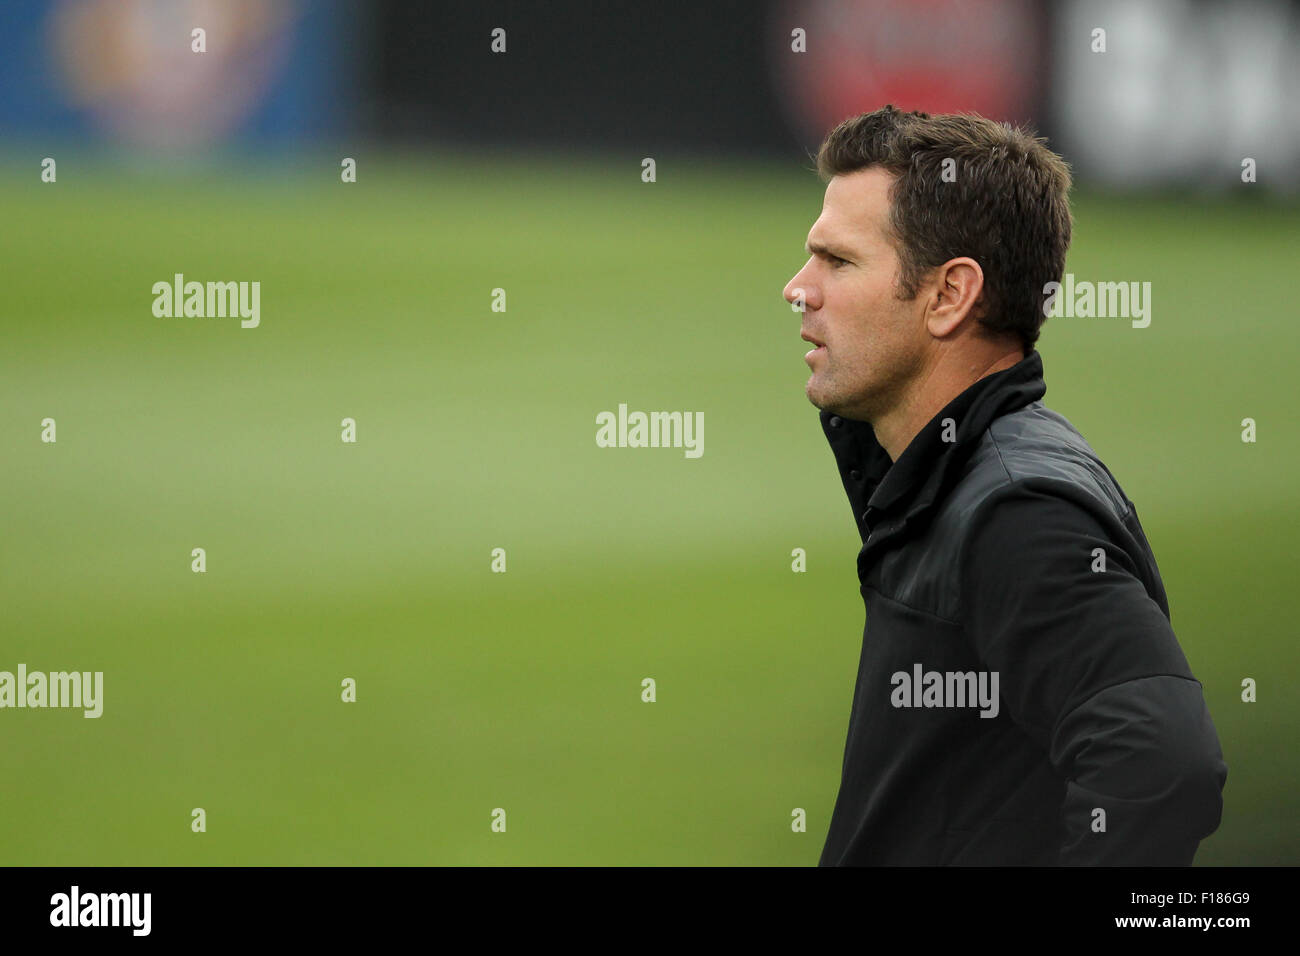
[952,401,1133,523]
[894,402,1135,619]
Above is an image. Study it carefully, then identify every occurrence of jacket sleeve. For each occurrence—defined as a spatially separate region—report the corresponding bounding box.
[960,480,1227,865]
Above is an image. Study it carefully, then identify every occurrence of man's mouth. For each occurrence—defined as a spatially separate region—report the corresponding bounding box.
[802,331,826,360]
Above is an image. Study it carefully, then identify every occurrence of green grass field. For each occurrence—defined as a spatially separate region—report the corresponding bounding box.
[1,150,1295,864]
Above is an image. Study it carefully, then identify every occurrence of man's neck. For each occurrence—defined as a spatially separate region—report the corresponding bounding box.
[874,347,1026,462]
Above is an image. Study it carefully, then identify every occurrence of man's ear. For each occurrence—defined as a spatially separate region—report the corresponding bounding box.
[926,257,984,338]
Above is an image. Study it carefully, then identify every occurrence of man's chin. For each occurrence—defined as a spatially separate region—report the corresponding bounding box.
[805,379,836,413]
[807,379,869,421]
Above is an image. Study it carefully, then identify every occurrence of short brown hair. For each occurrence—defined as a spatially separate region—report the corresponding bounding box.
[816,105,1072,351]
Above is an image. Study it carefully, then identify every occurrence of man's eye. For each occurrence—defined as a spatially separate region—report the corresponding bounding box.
[829,256,849,268]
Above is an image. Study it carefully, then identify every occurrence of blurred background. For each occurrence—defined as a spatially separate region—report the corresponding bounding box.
[1,0,1296,865]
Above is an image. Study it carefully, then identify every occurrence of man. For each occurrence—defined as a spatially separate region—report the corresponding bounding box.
[784,106,1227,865]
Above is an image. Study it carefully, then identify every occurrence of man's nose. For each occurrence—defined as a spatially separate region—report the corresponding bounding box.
[784,267,816,312]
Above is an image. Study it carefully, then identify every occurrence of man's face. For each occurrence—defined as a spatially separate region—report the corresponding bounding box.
[783,166,928,422]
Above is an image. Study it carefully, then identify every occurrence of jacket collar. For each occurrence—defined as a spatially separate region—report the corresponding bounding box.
[820,348,1047,548]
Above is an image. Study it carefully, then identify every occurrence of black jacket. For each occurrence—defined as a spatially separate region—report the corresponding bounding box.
[818,349,1227,865]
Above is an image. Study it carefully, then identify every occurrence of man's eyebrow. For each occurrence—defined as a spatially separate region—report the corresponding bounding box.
[805,238,855,259]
